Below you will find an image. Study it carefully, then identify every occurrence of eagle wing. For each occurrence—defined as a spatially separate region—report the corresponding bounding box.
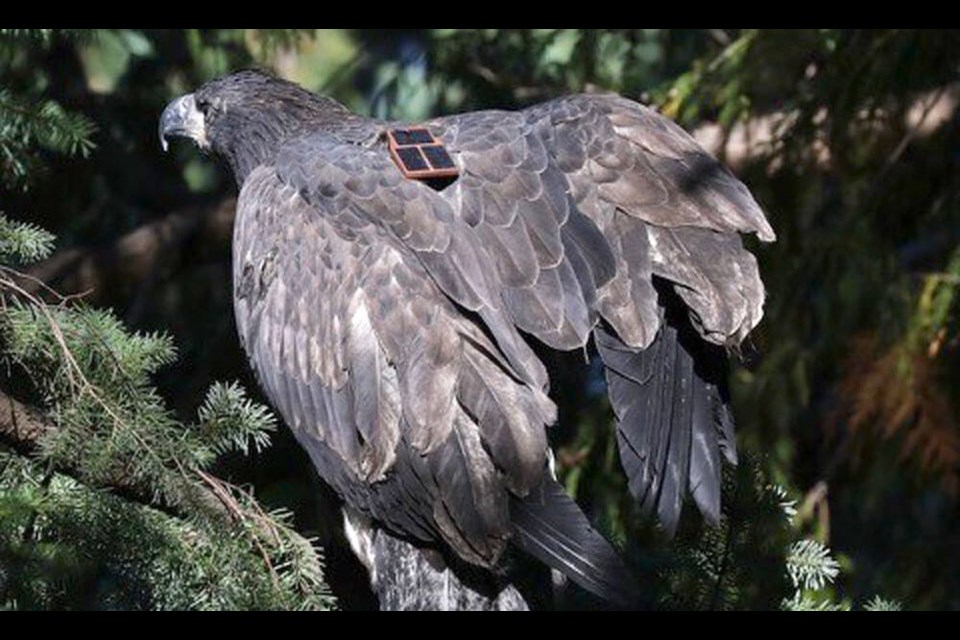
[428,93,772,352]
[234,145,635,601]
[422,94,773,533]
[234,87,773,595]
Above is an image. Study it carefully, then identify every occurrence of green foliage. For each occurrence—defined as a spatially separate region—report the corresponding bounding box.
[195,381,276,458]
[0,30,97,191]
[651,459,900,611]
[5,301,188,487]
[0,292,335,609]
[782,593,849,612]
[780,539,902,611]
[0,90,97,190]
[913,246,960,353]
[0,30,94,48]
[786,539,840,592]
[0,282,334,608]
[650,460,790,610]
[0,215,55,264]
[644,29,960,608]
[863,596,902,612]
[625,458,903,611]
[0,452,333,610]
[251,30,316,59]
[0,28,333,610]
[657,30,758,125]
[413,29,699,112]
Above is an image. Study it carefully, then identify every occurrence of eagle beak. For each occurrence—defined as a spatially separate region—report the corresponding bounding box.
[159,93,206,152]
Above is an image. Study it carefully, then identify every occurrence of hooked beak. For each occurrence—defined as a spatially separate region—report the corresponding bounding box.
[159,93,207,152]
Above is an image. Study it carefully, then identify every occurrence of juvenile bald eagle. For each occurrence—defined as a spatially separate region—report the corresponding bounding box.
[160,70,773,610]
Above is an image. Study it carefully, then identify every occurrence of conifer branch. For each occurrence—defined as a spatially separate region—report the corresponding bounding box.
[0,387,231,525]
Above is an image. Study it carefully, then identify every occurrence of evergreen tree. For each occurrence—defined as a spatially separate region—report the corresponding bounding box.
[0,29,334,611]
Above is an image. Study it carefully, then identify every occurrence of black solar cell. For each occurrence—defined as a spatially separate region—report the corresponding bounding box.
[392,130,414,146]
[392,129,435,146]
[421,145,456,170]
[396,146,428,171]
[410,129,435,144]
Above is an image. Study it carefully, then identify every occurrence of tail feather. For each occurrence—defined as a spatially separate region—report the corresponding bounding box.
[688,372,723,525]
[595,285,736,534]
[509,475,639,606]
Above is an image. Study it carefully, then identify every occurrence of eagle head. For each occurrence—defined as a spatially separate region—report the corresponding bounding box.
[159,69,349,183]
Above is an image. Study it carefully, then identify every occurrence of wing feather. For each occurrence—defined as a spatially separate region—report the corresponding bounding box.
[234,160,555,571]
[234,87,775,590]
[431,95,772,533]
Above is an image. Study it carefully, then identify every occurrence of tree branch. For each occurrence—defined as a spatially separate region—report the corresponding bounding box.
[1,385,331,604]
[0,386,234,525]
[24,198,237,305]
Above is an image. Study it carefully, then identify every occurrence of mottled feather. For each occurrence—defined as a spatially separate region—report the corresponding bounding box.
[177,72,775,604]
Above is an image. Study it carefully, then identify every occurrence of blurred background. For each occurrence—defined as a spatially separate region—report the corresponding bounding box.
[2,29,958,609]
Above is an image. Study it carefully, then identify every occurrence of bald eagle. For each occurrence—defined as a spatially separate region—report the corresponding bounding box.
[160,70,773,610]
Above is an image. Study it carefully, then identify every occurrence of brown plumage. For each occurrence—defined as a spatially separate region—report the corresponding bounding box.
[160,70,773,608]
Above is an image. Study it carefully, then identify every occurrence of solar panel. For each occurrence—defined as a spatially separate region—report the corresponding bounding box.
[387,127,460,183]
